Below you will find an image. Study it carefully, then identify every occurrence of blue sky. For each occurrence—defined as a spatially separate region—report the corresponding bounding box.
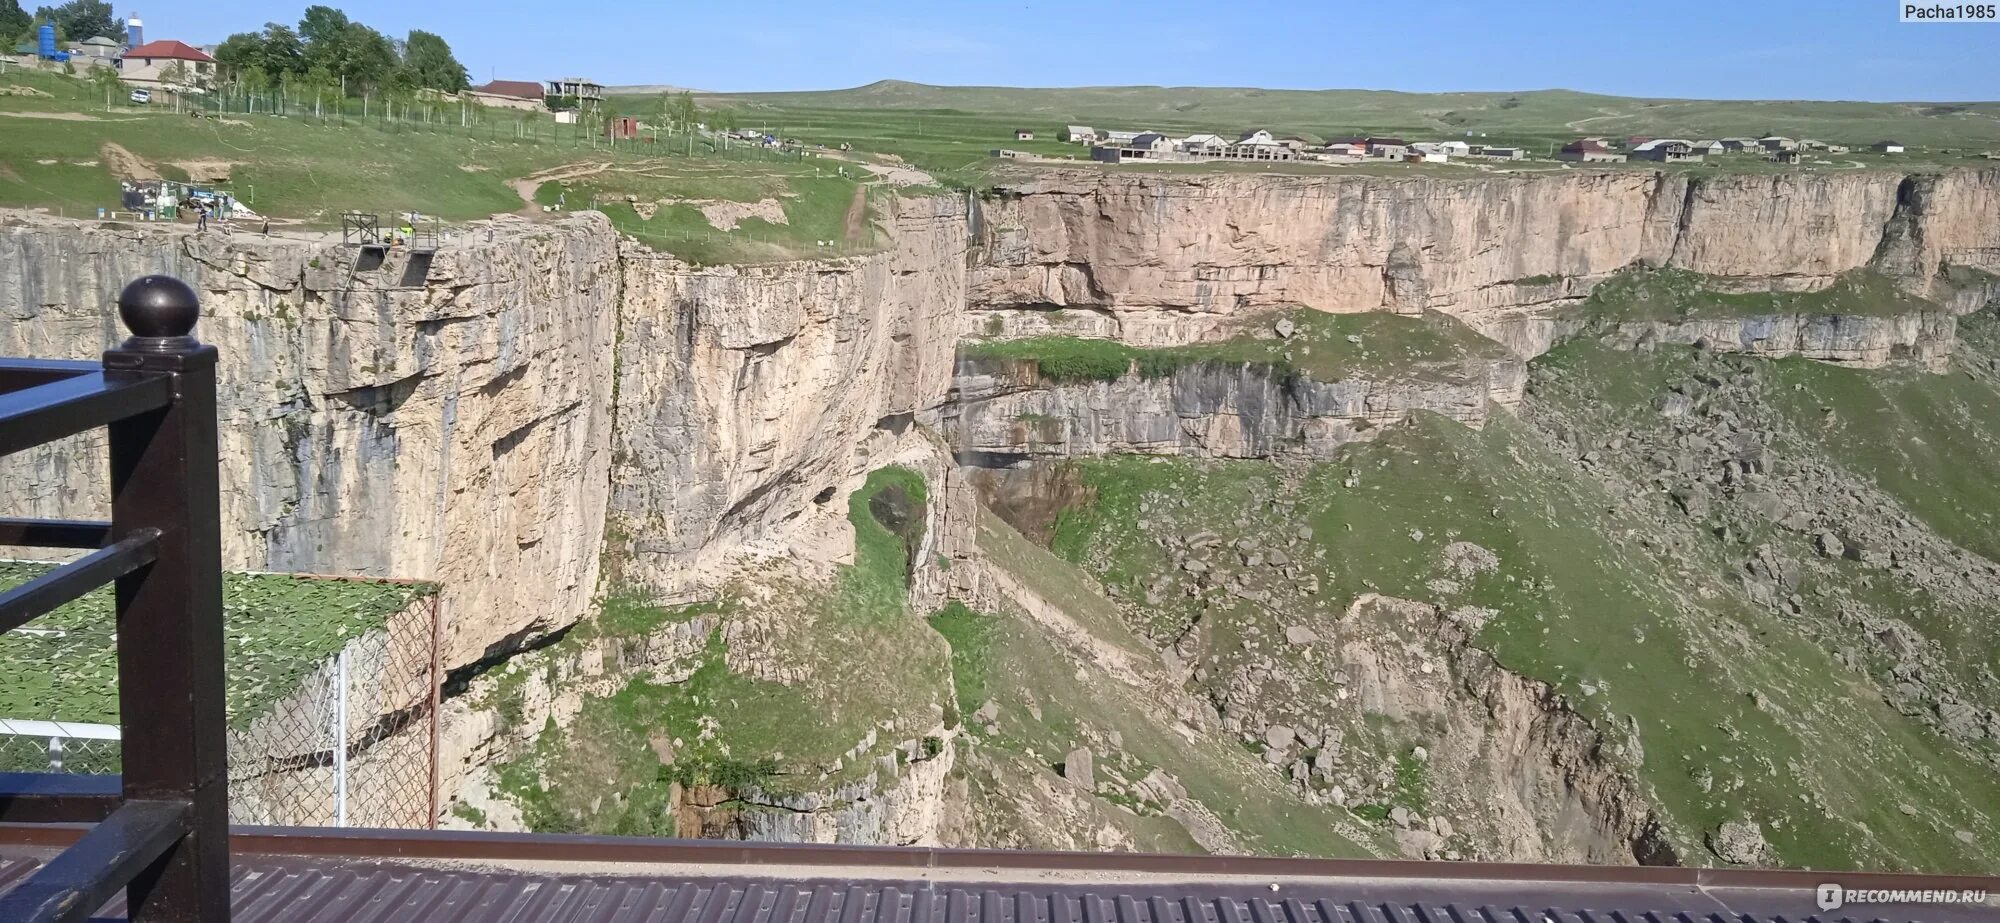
[156,0,1993,100]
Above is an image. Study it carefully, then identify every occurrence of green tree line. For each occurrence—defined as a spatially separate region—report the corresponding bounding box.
[213,4,469,96]
[4,0,119,48]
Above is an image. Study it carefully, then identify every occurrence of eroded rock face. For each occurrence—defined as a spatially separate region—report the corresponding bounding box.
[607,195,970,599]
[969,169,2000,347]
[950,356,1525,460]
[1601,311,1958,370]
[0,213,619,664]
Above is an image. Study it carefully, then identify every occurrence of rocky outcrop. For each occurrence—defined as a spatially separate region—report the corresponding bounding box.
[970,169,2000,348]
[607,195,970,599]
[0,213,619,664]
[949,356,1524,460]
[1601,310,1958,369]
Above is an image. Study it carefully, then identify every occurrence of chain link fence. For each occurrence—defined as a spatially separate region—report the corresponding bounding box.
[0,586,441,829]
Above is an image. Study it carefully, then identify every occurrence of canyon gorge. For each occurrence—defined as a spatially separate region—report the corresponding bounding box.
[3,165,1999,872]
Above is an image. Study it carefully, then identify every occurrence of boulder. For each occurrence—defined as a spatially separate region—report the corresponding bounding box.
[1708,819,1772,866]
[1062,747,1095,789]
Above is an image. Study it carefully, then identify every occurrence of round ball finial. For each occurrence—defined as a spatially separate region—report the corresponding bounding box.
[117,275,200,340]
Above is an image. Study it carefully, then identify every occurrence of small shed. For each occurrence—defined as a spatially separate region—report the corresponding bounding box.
[1015,129,1035,141]
[1874,140,1905,154]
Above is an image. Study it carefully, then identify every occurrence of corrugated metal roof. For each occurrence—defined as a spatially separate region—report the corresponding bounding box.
[0,847,1994,923]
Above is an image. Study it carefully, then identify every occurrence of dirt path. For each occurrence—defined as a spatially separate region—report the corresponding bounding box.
[99,142,159,181]
[508,161,615,219]
[839,184,868,246]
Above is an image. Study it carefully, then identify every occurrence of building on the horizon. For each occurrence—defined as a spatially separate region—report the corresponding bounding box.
[118,39,214,89]
[1630,139,1704,163]
[468,80,547,111]
[1874,140,1905,153]
[1557,138,1626,162]
[547,77,604,107]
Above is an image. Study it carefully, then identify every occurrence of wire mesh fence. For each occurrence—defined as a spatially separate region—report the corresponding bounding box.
[0,586,441,829]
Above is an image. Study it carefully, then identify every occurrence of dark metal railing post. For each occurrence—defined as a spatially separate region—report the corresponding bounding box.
[103,276,231,923]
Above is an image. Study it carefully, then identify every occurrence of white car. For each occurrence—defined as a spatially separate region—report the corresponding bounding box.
[129,88,151,104]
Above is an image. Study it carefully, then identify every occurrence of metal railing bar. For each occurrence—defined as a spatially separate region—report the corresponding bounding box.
[0,360,99,395]
[0,371,175,459]
[0,772,121,824]
[0,798,191,923]
[0,530,161,635]
[0,519,112,550]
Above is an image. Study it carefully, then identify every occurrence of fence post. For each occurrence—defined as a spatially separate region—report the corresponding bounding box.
[103,275,230,922]
[334,648,348,827]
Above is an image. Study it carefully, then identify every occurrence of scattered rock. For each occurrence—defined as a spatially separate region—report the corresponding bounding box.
[1955,830,1976,844]
[1814,531,1845,558]
[1390,805,1412,828]
[1263,724,1297,750]
[1062,747,1095,789]
[1274,318,1298,339]
[972,700,1001,724]
[1284,625,1320,645]
[1708,819,1772,866]
[1899,803,1918,816]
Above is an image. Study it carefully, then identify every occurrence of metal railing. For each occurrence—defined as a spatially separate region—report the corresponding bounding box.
[0,275,231,921]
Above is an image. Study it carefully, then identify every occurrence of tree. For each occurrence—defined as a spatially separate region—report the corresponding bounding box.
[0,0,30,44]
[216,23,305,79]
[32,0,115,41]
[400,29,467,92]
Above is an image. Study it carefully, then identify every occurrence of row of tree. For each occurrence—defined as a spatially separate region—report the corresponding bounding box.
[2,0,122,48]
[212,5,469,96]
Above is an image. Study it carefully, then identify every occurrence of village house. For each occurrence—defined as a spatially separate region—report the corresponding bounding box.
[1469,145,1526,160]
[1404,150,1448,164]
[1238,129,1278,146]
[1557,138,1627,162]
[1630,139,1704,163]
[1178,133,1228,154]
[1759,136,1798,152]
[1689,140,1725,155]
[467,80,547,111]
[1101,129,1147,145]
[74,35,121,61]
[1014,129,1036,141]
[1874,140,1906,153]
[1307,142,1365,162]
[1062,125,1098,144]
[118,39,214,89]
[1771,149,1803,164]
[1092,132,1179,163]
[1719,138,1760,152]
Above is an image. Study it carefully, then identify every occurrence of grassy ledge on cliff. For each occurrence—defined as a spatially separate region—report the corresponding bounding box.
[962,310,1510,384]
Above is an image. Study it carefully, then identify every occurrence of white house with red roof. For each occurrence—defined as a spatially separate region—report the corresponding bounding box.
[119,39,215,89]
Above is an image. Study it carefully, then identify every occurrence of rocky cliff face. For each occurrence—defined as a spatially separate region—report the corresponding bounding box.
[0,213,618,664]
[607,195,970,599]
[1598,311,1958,370]
[949,356,1524,460]
[969,169,2000,349]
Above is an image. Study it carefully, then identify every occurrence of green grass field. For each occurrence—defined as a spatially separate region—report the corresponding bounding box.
[666,81,2000,177]
[0,562,432,729]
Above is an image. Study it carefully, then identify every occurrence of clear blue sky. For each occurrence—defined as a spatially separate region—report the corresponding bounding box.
[151,0,1993,100]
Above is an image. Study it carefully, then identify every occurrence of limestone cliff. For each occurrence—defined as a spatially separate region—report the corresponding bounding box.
[606,194,969,599]
[949,355,1524,460]
[969,169,2000,348]
[0,213,618,664]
